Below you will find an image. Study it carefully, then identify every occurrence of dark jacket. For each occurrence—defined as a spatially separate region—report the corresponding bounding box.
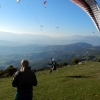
[12,67,37,94]
[48,61,57,70]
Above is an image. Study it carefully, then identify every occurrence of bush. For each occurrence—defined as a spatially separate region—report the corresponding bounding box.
[98,58,100,62]
[0,65,18,78]
[59,62,68,67]
[71,58,80,65]
[5,65,17,76]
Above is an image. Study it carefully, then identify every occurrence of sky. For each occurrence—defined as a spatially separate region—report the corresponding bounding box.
[0,0,100,37]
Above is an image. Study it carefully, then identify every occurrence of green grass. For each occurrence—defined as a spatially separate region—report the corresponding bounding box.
[1,61,100,100]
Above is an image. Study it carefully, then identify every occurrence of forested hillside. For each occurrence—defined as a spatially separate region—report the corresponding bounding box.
[0,42,100,70]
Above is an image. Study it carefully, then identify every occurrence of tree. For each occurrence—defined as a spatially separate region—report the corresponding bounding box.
[4,65,17,77]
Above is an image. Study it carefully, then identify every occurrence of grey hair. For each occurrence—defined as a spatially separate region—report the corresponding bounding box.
[21,59,29,67]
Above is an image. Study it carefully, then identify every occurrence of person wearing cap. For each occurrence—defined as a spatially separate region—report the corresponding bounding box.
[12,59,37,100]
[48,58,57,73]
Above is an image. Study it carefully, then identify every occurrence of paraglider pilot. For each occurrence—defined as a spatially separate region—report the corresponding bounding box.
[48,58,57,73]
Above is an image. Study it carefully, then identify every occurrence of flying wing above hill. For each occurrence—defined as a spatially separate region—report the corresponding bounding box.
[70,0,100,32]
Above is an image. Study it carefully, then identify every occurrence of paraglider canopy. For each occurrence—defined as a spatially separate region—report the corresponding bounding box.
[44,1,47,8]
[17,0,20,3]
[44,1,47,5]
[40,25,43,27]
[70,0,100,32]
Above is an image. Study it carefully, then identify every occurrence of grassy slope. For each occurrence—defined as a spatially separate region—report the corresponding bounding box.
[0,61,100,100]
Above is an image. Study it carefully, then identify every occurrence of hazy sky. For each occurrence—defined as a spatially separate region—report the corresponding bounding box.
[0,0,100,37]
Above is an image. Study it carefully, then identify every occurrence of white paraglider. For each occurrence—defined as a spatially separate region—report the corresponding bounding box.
[17,0,20,3]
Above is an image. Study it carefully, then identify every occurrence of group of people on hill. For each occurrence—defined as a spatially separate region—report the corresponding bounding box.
[12,58,57,100]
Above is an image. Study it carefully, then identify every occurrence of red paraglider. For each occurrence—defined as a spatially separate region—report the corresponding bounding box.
[44,1,47,5]
[44,1,47,8]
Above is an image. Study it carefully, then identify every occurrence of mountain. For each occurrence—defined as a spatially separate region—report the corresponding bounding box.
[65,35,100,46]
[0,42,93,54]
[0,42,96,70]
[0,31,100,46]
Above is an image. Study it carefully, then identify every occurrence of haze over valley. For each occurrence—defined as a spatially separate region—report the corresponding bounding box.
[0,31,100,46]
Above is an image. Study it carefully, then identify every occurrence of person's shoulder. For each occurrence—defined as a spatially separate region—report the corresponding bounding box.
[14,70,21,76]
[31,71,36,76]
[31,70,35,74]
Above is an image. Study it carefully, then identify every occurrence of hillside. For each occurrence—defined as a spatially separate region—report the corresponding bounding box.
[0,42,94,70]
[1,42,100,70]
[1,61,100,100]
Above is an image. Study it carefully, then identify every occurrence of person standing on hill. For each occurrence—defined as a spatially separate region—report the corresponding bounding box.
[48,58,57,73]
[12,59,37,100]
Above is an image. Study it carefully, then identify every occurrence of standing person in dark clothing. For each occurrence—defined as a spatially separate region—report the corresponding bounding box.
[12,59,37,100]
[48,58,57,73]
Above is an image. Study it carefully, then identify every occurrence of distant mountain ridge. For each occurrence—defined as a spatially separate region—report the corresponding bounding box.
[0,42,93,54]
[0,31,100,46]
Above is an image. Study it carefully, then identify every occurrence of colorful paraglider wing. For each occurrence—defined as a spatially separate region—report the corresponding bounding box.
[70,0,100,32]
[17,0,20,3]
[40,25,43,27]
[44,1,47,5]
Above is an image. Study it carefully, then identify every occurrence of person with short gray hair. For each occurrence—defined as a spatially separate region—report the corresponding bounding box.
[12,59,37,100]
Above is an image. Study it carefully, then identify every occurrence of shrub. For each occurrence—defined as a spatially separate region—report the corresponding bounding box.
[98,58,100,62]
[71,58,80,65]
[0,65,18,78]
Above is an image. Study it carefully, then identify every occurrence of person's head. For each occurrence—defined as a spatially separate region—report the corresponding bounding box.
[21,59,29,68]
[52,58,55,62]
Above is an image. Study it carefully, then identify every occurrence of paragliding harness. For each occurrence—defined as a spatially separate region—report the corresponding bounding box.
[48,58,59,73]
[51,61,56,69]
[49,61,57,73]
